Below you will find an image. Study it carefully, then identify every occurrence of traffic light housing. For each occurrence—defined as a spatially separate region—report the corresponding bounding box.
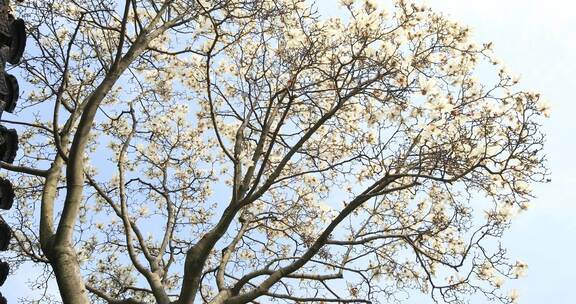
[0,219,9,251]
[0,19,25,65]
[0,126,17,164]
[0,261,7,286]
[0,73,18,113]
[1,1,26,298]
[0,178,13,211]
[2,18,25,65]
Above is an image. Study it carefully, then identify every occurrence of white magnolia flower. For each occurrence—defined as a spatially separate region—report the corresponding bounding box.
[419,75,437,95]
[238,249,255,260]
[394,28,408,45]
[426,96,454,115]
[493,276,505,288]
[536,98,551,117]
[339,0,355,7]
[364,0,378,10]
[515,180,530,193]
[508,289,520,303]
[512,260,528,278]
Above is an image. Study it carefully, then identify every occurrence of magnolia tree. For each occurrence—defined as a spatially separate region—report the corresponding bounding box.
[0,0,549,303]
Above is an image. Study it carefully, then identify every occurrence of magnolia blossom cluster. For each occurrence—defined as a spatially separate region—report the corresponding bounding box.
[3,0,548,303]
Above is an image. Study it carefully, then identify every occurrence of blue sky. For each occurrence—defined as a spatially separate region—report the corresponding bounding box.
[3,1,575,303]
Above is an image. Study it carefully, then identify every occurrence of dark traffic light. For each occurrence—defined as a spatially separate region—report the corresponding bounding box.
[0,17,25,65]
[0,178,13,211]
[0,126,16,164]
[0,218,9,252]
[0,73,17,114]
[0,261,7,286]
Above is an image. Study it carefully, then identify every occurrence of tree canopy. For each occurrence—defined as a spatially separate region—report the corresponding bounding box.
[1,0,548,303]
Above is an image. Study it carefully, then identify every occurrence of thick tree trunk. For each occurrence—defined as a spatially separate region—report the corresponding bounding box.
[178,205,240,303]
[51,243,90,304]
